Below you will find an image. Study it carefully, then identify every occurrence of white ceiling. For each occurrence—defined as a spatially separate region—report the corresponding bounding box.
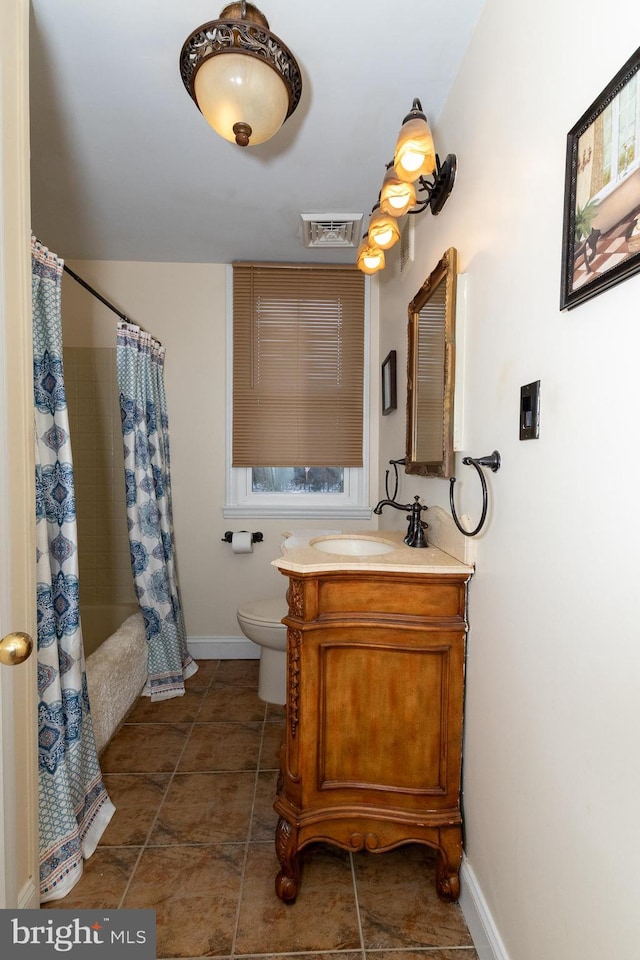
[29,0,486,265]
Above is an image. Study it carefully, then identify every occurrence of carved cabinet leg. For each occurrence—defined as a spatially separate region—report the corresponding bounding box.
[435,827,463,902]
[275,817,301,903]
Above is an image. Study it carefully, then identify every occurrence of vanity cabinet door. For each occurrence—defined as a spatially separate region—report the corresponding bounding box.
[308,626,465,813]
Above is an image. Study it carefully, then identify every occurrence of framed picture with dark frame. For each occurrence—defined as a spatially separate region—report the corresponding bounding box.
[560,46,640,310]
[381,350,397,415]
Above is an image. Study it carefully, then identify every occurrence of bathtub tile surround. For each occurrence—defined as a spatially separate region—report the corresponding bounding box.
[63,345,137,652]
[43,659,477,960]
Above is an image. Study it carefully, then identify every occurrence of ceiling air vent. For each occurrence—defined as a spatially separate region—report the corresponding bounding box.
[301,213,363,248]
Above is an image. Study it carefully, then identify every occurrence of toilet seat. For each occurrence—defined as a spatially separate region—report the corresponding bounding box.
[237,596,288,627]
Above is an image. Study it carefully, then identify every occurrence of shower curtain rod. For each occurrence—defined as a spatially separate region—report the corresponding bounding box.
[63,263,131,324]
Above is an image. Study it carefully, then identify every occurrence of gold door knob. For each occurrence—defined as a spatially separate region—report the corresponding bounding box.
[0,631,33,666]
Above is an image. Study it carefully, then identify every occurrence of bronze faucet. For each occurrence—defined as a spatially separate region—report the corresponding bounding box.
[373,494,428,548]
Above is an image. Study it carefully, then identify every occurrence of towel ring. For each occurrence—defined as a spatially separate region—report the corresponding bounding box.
[449,451,501,537]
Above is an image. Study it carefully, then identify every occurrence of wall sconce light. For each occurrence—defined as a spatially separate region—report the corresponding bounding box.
[179,2,302,147]
[357,98,456,274]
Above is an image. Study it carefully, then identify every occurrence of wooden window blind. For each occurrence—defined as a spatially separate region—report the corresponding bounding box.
[233,263,365,467]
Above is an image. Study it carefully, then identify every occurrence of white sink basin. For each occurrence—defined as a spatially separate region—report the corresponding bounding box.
[310,536,396,556]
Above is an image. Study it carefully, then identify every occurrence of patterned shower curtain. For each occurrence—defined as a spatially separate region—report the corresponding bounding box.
[32,237,115,902]
[116,321,196,700]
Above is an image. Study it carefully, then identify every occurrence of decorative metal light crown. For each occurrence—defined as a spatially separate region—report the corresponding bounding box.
[180,1,302,147]
[357,99,457,275]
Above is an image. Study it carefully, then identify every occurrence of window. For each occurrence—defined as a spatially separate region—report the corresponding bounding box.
[251,467,344,494]
[225,264,370,518]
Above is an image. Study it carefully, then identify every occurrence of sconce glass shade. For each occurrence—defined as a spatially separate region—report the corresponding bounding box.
[194,53,290,145]
[379,167,417,217]
[356,235,385,274]
[393,116,436,182]
[180,3,302,147]
[368,208,401,250]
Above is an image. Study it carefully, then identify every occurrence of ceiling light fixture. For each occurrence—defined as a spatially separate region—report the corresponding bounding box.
[357,98,456,274]
[179,2,302,147]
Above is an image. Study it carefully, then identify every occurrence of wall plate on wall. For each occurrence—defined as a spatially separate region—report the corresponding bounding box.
[520,380,540,439]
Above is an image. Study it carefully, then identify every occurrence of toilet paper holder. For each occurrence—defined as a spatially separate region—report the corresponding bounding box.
[222,530,264,545]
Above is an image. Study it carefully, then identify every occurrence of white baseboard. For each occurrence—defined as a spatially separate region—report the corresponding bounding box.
[460,856,510,960]
[18,877,39,909]
[187,636,260,660]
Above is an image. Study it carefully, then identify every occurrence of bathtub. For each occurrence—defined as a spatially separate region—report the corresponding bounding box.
[82,603,140,657]
[83,605,148,754]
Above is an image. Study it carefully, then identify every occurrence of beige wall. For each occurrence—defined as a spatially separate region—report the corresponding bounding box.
[377,1,640,957]
[61,262,378,643]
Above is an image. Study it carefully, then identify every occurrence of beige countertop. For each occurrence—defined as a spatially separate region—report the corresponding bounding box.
[272,530,475,576]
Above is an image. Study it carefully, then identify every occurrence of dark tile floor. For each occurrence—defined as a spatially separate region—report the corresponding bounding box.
[44,659,477,960]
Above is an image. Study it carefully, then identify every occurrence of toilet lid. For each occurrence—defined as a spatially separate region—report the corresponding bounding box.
[237,596,288,625]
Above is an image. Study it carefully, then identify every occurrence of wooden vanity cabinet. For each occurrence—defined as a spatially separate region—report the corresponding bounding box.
[274,567,471,904]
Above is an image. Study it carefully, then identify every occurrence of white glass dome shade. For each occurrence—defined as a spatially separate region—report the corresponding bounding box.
[194,52,290,146]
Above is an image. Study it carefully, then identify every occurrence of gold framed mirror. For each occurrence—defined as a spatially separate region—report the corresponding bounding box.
[406,247,457,478]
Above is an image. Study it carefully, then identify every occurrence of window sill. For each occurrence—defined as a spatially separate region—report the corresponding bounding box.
[223,504,374,520]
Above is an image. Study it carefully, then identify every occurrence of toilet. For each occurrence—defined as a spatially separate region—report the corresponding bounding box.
[237,596,288,704]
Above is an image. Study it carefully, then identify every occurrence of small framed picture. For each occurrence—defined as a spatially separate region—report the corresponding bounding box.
[560,46,640,310]
[381,350,397,415]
